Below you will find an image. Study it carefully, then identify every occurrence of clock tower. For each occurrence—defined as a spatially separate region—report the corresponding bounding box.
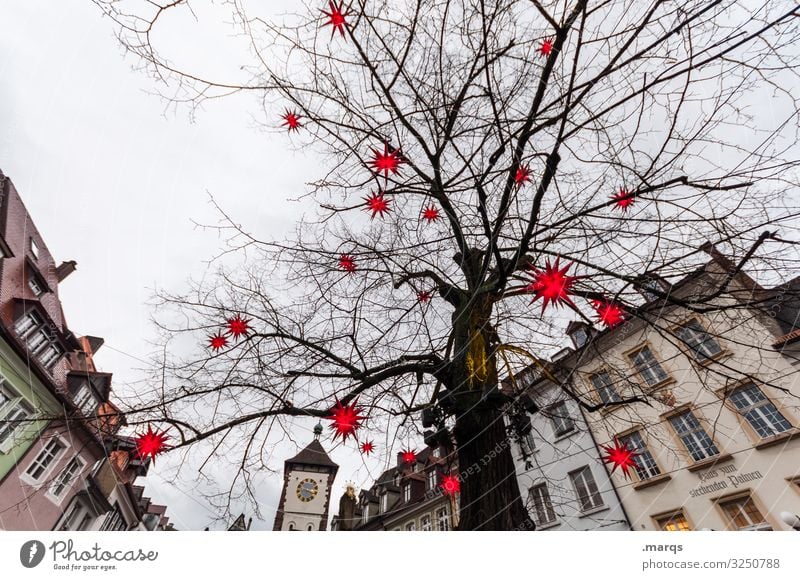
[273,423,339,531]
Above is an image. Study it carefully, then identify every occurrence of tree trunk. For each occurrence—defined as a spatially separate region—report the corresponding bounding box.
[453,405,534,530]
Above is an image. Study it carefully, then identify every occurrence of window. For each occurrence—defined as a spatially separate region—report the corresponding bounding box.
[629,346,668,386]
[669,410,720,461]
[14,310,64,371]
[591,371,621,405]
[57,496,95,531]
[656,511,691,531]
[405,521,416,531]
[288,522,296,530]
[427,469,437,490]
[529,484,557,526]
[381,493,389,513]
[549,402,575,437]
[30,238,39,259]
[719,496,769,530]
[431,447,441,458]
[569,467,604,512]
[28,275,45,297]
[73,384,97,416]
[677,319,722,361]
[572,327,589,348]
[403,484,411,503]
[420,515,432,531]
[25,438,66,481]
[361,506,369,524]
[307,524,314,531]
[436,508,449,531]
[0,383,34,452]
[521,432,536,455]
[729,383,792,439]
[50,456,85,499]
[100,504,127,531]
[618,431,661,480]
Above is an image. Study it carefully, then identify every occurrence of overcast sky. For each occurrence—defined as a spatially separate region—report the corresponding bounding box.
[0,0,381,530]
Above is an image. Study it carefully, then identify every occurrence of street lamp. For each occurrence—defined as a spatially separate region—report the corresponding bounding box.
[779,511,800,531]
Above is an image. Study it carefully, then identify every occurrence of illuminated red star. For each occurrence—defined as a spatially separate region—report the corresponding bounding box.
[321,1,350,38]
[227,315,251,339]
[417,290,432,303]
[400,449,417,464]
[134,425,170,465]
[339,254,357,273]
[525,257,579,312]
[281,110,302,132]
[421,205,441,222]
[360,441,375,455]
[363,191,391,219]
[601,438,639,479]
[592,299,626,328]
[611,187,635,211]
[327,399,365,442]
[515,165,531,186]
[370,143,403,177]
[441,474,460,496]
[538,38,554,57]
[208,332,229,351]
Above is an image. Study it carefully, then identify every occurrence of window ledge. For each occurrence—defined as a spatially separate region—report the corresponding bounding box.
[754,428,800,451]
[553,429,577,443]
[536,520,561,530]
[693,350,732,367]
[578,505,608,518]
[686,453,734,473]
[644,377,676,392]
[633,473,672,490]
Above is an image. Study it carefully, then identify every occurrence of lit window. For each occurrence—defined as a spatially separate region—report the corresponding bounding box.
[420,515,432,531]
[729,383,792,439]
[50,456,86,499]
[618,431,661,480]
[529,484,557,526]
[569,466,604,512]
[30,238,39,259]
[719,496,769,530]
[404,521,416,531]
[629,346,668,386]
[656,511,691,531]
[677,319,722,361]
[549,402,574,437]
[403,484,411,503]
[427,469,437,490]
[590,371,621,405]
[436,507,449,531]
[73,384,97,416]
[669,410,720,461]
[0,382,34,453]
[25,439,66,481]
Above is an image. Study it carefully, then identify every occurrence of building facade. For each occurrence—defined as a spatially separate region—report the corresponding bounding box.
[533,248,800,531]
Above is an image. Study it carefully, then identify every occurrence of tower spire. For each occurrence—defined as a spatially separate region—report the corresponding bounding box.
[313,421,323,440]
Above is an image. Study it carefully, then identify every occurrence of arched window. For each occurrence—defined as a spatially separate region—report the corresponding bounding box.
[307,524,314,531]
[288,522,295,531]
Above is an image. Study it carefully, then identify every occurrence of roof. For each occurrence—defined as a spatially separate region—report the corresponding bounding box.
[286,438,339,469]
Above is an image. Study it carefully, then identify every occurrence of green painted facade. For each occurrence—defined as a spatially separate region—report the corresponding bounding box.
[0,336,59,481]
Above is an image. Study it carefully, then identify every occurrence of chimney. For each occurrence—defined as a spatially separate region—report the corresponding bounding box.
[56,260,77,282]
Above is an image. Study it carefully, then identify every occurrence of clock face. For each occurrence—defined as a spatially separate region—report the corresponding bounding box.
[296,478,319,502]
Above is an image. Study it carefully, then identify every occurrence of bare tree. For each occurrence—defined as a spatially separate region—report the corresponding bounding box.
[91,0,800,529]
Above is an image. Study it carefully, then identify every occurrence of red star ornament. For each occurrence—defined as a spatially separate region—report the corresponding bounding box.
[208,332,229,351]
[339,254,357,273]
[360,441,375,455]
[592,299,626,328]
[370,143,403,177]
[322,1,350,38]
[417,290,432,303]
[538,38,554,57]
[134,425,171,465]
[611,187,635,211]
[422,205,441,222]
[327,399,365,442]
[400,449,417,464]
[601,438,639,479]
[441,474,460,496]
[363,191,391,219]
[515,165,532,186]
[281,110,301,132]
[227,315,251,339]
[525,257,579,312]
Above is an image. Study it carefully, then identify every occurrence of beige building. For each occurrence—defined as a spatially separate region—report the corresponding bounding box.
[541,246,800,531]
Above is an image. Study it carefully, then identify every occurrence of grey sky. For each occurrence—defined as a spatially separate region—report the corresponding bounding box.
[0,0,382,530]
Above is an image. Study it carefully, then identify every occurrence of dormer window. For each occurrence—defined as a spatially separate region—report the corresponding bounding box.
[403,484,411,503]
[572,327,588,348]
[14,310,64,371]
[427,469,437,490]
[73,383,98,416]
[28,274,45,297]
[361,505,369,524]
[30,238,39,259]
[381,493,389,513]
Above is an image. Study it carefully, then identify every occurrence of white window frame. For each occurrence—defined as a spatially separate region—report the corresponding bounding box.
[56,496,96,531]
[73,383,97,416]
[520,432,536,455]
[361,505,369,524]
[436,507,449,531]
[0,381,35,454]
[729,383,792,439]
[403,484,411,503]
[569,466,604,512]
[629,346,669,386]
[27,275,45,297]
[668,409,720,461]
[618,431,661,480]
[420,514,432,531]
[549,401,575,437]
[14,310,64,371]
[100,503,128,531]
[47,455,86,503]
[427,469,437,490]
[529,483,557,526]
[591,370,621,405]
[30,238,40,259]
[404,520,416,531]
[431,447,441,458]
[381,493,388,513]
[677,319,722,361]
[22,437,68,485]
